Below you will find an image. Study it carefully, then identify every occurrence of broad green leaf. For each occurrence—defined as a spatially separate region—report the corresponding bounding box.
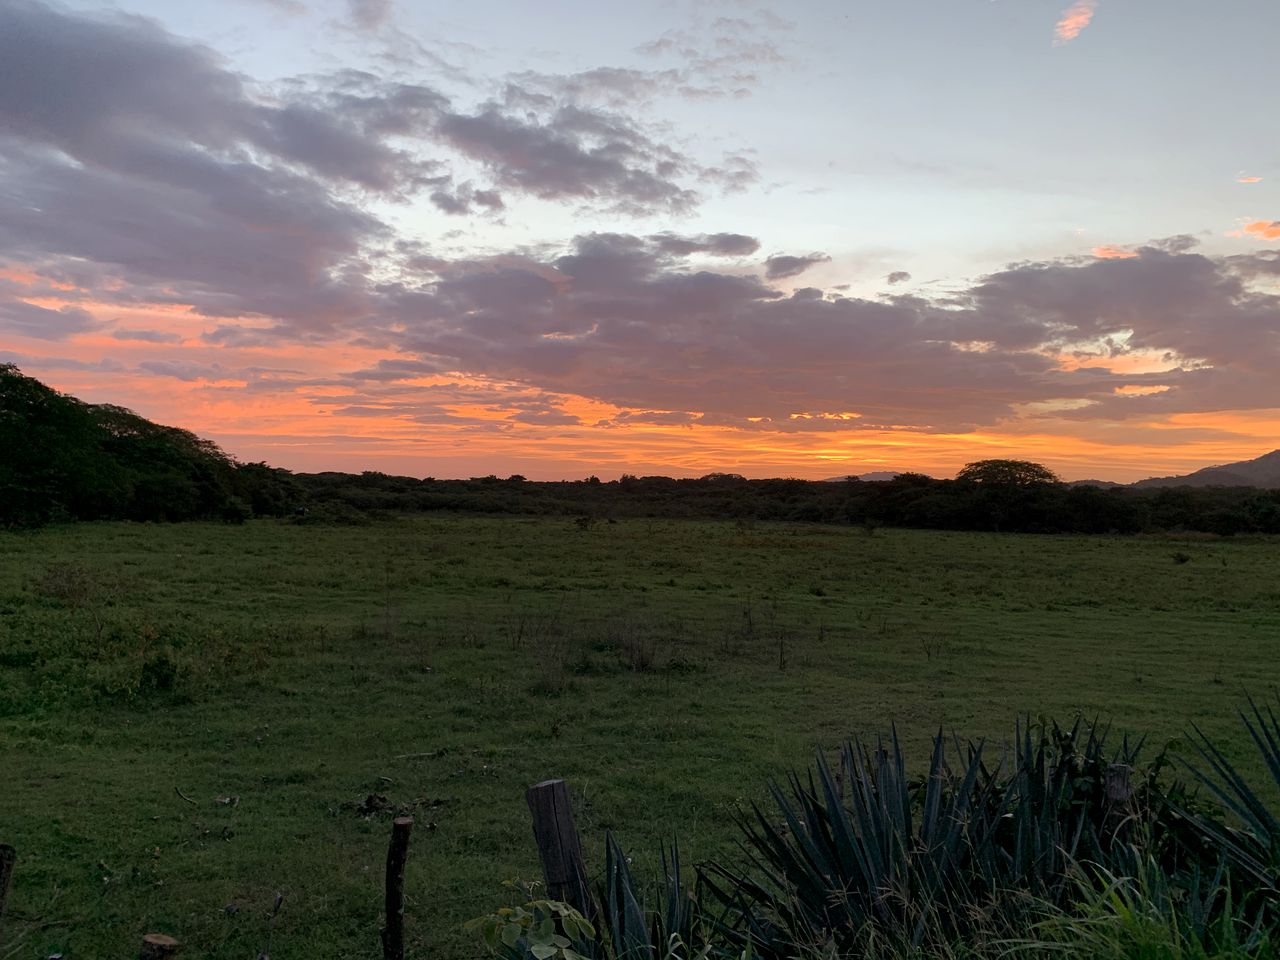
[501,923,523,948]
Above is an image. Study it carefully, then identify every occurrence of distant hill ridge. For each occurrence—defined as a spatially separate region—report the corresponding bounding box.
[1133,449,1280,489]
[825,451,1280,489]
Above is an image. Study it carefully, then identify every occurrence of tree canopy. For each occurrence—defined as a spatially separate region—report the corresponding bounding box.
[956,459,1062,486]
[0,364,278,525]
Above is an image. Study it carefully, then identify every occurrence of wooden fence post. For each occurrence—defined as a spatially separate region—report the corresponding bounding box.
[1105,763,1133,806]
[381,816,414,960]
[0,844,15,945]
[1105,762,1134,835]
[525,780,594,919]
[139,932,181,959]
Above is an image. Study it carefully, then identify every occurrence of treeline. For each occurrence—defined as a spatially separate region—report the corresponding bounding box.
[1,364,256,525]
[5,363,1280,534]
[291,468,1280,535]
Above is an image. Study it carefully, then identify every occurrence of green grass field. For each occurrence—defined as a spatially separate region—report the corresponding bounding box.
[1,517,1277,958]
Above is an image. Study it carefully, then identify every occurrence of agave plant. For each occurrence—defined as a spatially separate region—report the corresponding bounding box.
[1180,693,1280,919]
[700,718,1170,958]
[699,729,1002,957]
[472,835,721,960]
[597,832,708,960]
[994,717,1152,901]
[474,707,1280,960]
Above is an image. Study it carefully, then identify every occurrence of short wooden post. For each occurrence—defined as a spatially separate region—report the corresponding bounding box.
[380,816,413,960]
[1105,763,1133,806]
[1105,762,1134,836]
[525,780,593,919]
[0,844,15,943]
[139,932,181,959]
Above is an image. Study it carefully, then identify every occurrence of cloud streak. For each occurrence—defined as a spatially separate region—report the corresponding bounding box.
[1242,221,1280,241]
[1054,0,1098,46]
[1091,245,1138,260]
[0,292,98,340]
[347,0,392,30]
[764,252,831,280]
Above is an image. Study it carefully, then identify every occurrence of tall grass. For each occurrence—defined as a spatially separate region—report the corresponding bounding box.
[1014,859,1273,959]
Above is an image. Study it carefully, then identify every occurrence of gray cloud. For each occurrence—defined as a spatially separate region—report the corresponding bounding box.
[247,0,307,12]
[302,377,584,430]
[0,294,98,341]
[0,3,443,196]
[110,328,183,344]
[429,182,505,215]
[955,242,1280,370]
[0,0,715,349]
[347,0,392,30]
[0,137,382,335]
[886,271,911,285]
[606,410,702,426]
[504,67,683,109]
[349,235,1280,433]
[637,12,789,94]
[0,351,124,372]
[510,10,792,109]
[0,0,763,341]
[436,103,697,213]
[138,360,228,381]
[507,406,582,426]
[361,235,1055,430]
[764,252,831,280]
[649,232,760,257]
[702,153,760,193]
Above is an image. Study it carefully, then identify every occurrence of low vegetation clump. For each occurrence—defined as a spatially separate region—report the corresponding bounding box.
[473,700,1280,960]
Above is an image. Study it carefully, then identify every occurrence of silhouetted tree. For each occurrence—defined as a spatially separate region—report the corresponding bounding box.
[956,459,1061,486]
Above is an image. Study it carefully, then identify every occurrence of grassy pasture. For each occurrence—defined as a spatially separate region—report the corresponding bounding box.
[0,516,1277,958]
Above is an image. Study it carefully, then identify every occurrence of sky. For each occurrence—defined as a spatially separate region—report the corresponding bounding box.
[1,0,1278,482]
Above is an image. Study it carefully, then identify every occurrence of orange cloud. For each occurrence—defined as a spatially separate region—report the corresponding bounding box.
[1242,220,1280,241]
[1237,175,1263,184]
[17,336,1280,484]
[1091,244,1138,260]
[1053,349,1173,375]
[1054,0,1098,45]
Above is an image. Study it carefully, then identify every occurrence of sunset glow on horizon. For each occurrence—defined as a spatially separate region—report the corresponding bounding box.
[3,0,1279,483]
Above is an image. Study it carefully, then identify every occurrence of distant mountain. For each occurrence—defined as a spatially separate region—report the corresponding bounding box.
[822,452,1280,489]
[1067,479,1125,489]
[1132,450,1280,489]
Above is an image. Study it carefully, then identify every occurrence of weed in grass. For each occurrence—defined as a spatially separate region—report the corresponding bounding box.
[921,634,953,664]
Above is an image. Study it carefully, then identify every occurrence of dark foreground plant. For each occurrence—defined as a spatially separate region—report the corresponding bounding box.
[1013,858,1274,959]
[599,833,707,960]
[697,718,1185,958]
[1178,693,1280,930]
[473,701,1280,960]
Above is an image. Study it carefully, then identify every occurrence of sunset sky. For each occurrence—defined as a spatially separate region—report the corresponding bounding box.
[2,0,1278,481]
